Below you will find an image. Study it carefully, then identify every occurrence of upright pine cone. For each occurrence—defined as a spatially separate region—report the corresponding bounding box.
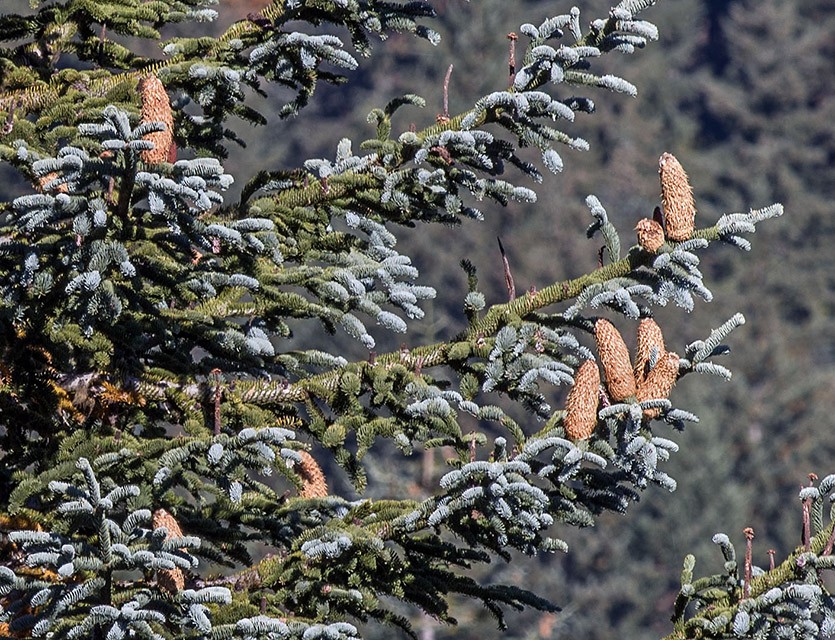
[594,318,637,402]
[635,217,665,253]
[636,351,680,419]
[564,360,600,441]
[139,74,174,165]
[152,508,185,595]
[298,450,328,498]
[634,317,665,384]
[659,152,696,241]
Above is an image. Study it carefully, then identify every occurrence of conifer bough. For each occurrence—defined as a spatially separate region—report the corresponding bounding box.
[0,0,804,639]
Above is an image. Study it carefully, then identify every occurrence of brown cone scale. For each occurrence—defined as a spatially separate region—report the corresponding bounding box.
[659,152,696,241]
[36,171,68,194]
[298,450,328,498]
[564,360,600,441]
[594,319,637,402]
[152,508,185,595]
[139,75,174,165]
[634,317,665,385]
[636,351,680,419]
[635,217,665,253]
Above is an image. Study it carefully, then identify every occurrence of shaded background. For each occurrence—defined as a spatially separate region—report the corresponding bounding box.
[4,0,835,638]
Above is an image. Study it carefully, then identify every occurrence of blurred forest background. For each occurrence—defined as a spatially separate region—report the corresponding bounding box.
[3,0,835,638]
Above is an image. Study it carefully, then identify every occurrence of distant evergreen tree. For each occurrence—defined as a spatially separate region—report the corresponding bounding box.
[0,1,828,639]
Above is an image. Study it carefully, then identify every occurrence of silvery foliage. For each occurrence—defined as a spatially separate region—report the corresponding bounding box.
[0,457,229,638]
[6,106,279,338]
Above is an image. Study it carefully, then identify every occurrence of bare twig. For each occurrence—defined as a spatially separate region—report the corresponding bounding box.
[507,33,518,86]
[212,368,223,435]
[441,64,453,121]
[497,236,516,301]
[743,527,755,598]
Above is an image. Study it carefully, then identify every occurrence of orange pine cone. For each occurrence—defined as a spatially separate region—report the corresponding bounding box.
[152,508,185,595]
[634,317,665,385]
[659,152,696,241]
[298,451,328,498]
[594,319,637,402]
[563,360,600,441]
[152,508,183,538]
[139,75,174,165]
[636,351,680,419]
[635,217,665,253]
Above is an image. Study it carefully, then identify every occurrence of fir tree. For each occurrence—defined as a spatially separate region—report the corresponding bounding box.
[0,1,828,639]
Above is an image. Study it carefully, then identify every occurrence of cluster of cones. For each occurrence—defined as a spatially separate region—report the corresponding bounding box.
[635,152,697,252]
[564,318,680,441]
[561,152,697,440]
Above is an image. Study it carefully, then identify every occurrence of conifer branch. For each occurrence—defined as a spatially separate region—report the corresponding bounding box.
[0,0,800,636]
[665,519,835,640]
[0,0,437,118]
[119,208,779,415]
[667,473,835,640]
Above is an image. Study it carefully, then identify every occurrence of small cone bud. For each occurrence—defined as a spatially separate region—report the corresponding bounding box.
[139,74,174,165]
[637,351,680,419]
[659,152,696,241]
[634,317,665,384]
[564,360,600,441]
[298,450,328,498]
[594,318,637,402]
[152,508,185,595]
[635,217,665,253]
